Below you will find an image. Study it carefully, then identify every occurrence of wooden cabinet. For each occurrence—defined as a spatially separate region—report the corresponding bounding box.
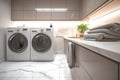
[51,0,66,20]
[94,0,108,10]
[23,11,36,20]
[66,0,79,10]
[11,0,23,20]
[64,39,68,56]
[66,0,80,20]
[24,0,36,10]
[79,0,109,19]
[11,0,80,20]
[119,64,120,80]
[52,12,66,20]
[78,65,93,80]
[11,11,23,20]
[80,0,94,19]
[36,0,52,20]
[12,0,23,11]
[71,68,80,80]
[66,11,80,20]
[75,45,93,80]
[23,0,36,20]
[11,0,109,20]
[52,0,66,8]
[75,45,118,80]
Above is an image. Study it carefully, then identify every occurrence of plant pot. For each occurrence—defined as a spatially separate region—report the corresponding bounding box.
[80,32,84,37]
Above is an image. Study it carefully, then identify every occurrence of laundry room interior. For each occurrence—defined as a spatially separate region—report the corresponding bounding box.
[0,0,120,80]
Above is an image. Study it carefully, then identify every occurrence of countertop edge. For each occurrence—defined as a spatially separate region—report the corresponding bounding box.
[64,37,120,63]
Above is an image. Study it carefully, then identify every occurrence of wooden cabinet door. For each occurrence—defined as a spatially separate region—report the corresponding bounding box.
[119,64,120,80]
[77,45,118,80]
[66,0,80,20]
[75,45,93,80]
[51,0,66,20]
[36,0,52,20]
[11,0,23,20]
[66,0,80,10]
[94,0,108,10]
[23,11,36,20]
[11,11,23,20]
[71,68,80,80]
[24,0,36,10]
[64,39,69,56]
[80,0,94,19]
[78,66,93,80]
[12,0,23,11]
[66,11,80,20]
[79,0,109,19]
[37,0,51,8]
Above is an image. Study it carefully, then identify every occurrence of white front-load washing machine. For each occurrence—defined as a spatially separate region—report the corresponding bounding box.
[30,28,55,61]
[6,28,30,61]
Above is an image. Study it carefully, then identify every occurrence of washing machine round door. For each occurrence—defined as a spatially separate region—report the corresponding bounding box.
[32,33,51,52]
[8,33,28,53]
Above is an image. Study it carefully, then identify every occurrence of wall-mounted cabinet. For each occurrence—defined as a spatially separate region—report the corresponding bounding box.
[36,0,52,20]
[51,0,66,20]
[11,0,110,21]
[80,0,110,19]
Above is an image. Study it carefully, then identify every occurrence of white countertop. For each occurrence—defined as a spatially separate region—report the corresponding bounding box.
[64,37,120,63]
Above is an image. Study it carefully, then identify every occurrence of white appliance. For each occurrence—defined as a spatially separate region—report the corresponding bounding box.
[30,27,55,61]
[6,28,30,61]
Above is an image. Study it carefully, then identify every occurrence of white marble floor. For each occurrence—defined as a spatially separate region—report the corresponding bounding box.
[0,54,72,80]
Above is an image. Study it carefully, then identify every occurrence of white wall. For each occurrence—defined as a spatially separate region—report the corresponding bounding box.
[0,0,11,27]
[0,29,5,62]
[0,0,11,62]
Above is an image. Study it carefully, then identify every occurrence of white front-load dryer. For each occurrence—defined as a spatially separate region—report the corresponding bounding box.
[30,28,55,61]
[6,28,30,61]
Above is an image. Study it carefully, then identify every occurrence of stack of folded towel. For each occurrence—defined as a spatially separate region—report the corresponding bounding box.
[84,23,120,41]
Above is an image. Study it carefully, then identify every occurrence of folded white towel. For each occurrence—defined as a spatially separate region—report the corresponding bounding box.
[87,29,120,37]
[90,23,120,34]
[84,33,120,41]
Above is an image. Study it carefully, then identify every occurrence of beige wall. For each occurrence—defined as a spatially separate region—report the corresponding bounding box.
[0,0,11,62]
[0,0,11,28]
[83,0,120,28]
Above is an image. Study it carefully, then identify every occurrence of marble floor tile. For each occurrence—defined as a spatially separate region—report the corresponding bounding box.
[17,77,33,80]
[0,54,72,80]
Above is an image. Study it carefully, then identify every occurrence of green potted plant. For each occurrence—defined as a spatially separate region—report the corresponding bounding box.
[77,23,89,37]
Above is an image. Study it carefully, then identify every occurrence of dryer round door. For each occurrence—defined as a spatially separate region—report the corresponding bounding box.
[32,33,51,53]
[8,33,28,53]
